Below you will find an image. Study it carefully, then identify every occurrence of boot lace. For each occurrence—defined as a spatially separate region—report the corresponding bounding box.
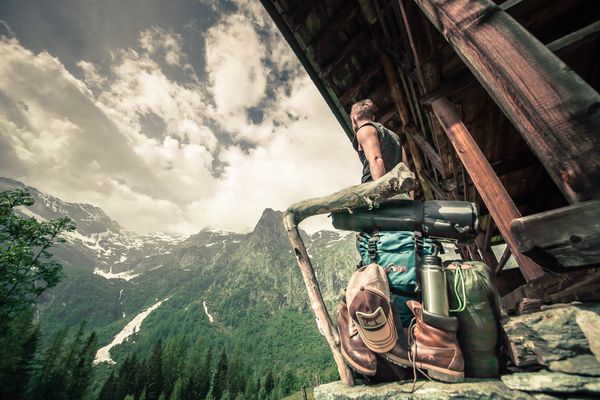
[406,317,432,393]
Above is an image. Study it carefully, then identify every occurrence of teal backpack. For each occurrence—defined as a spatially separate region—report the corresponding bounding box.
[357,231,436,327]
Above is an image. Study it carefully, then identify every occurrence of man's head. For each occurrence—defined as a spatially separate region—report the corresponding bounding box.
[351,99,376,132]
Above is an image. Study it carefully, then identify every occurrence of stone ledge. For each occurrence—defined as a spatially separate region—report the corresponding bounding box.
[314,379,533,400]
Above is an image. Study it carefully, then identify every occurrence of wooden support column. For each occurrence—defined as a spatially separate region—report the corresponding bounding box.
[412,0,600,203]
[431,97,544,282]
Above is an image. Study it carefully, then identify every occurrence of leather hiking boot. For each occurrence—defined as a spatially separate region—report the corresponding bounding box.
[336,303,377,376]
[380,300,464,383]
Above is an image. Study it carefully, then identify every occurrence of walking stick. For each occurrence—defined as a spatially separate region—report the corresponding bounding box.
[282,163,416,386]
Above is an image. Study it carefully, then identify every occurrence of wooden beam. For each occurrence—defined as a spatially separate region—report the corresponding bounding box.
[288,0,320,31]
[322,30,369,76]
[398,0,455,179]
[420,72,477,105]
[313,3,359,57]
[408,128,445,174]
[381,54,434,200]
[338,62,383,105]
[413,0,600,203]
[547,20,600,57]
[364,81,390,112]
[502,267,600,312]
[498,0,523,12]
[495,244,511,274]
[475,216,499,270]
[420,169,448,199]
[431,97,544,282]
[510,200,600,269]
[379,108,397,126]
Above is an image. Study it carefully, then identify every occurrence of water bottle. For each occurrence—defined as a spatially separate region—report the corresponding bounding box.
[420,255,449,316]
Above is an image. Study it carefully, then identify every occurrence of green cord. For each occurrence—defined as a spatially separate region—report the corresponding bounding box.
[449,266,467,313]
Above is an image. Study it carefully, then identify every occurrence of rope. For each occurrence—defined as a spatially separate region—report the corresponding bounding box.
[449,266,467,313]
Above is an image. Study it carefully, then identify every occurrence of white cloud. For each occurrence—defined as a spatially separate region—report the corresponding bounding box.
[139,27,183,66]
[205,12,268,141]
[1,5,362,235]
[186,73,359,232]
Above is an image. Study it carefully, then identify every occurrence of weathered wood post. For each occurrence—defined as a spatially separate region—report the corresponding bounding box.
[431,97,545,282]
[283,163,416,386]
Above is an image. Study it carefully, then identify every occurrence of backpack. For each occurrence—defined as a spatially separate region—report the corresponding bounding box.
[356,231,436,328]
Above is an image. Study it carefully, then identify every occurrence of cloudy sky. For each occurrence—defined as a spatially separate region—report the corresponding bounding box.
[0,0,360,234]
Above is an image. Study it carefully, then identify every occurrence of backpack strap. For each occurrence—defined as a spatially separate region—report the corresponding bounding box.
[414,231,423,290]
[367,233,379,262]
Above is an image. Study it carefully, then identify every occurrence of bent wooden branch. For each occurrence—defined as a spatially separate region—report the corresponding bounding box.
[282,163,416,386]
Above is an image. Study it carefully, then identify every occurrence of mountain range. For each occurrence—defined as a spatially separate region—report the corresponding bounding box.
[0,177,359,387]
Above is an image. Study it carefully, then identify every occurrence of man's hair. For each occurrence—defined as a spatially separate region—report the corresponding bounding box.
[351,99,376,121]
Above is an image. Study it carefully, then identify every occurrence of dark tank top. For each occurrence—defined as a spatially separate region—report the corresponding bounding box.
[356,122,402,183]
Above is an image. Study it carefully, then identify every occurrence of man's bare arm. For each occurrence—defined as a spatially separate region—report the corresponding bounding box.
[357,125,386,180]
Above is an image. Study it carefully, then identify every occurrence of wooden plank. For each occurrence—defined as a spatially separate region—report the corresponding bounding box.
[420,169,448,199]
[420,72,477,105]
[495,244,511,274]
[313,3,359,57]
[413,0,600,203]
[547,20,600,57]
[510,200,600,269]
[288,0,320,31]
[408,127,444,174]
[397,0,455,179]
[503,267,600,311]
[322,30,368,76]
[381,54,434,200]
[431,96,544,282]
[379,108,397,126]
[475,216,499,270]
[338,62,383,105]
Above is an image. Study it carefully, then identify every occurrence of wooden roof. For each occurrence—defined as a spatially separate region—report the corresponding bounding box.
[261,0,600,281]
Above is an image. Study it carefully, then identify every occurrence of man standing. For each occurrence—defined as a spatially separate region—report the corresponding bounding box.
[346,99,465,383]
[350,99,404,184]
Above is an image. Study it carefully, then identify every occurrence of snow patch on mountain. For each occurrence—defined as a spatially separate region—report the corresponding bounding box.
[94,298,169,364]
[203,301,214,324]
[94,266,140,281]
[16,206,48,222]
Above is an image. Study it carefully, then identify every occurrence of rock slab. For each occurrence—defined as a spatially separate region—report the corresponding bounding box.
[501,371,600,394]
[314,379,533,400]
[503,303,600,367]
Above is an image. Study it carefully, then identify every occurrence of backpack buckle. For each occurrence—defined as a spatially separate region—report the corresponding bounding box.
[367,235,378,261]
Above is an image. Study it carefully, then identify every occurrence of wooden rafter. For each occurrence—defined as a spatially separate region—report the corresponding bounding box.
[431,97,545,282]
[313,2,359,57]
[412,0,600,203]
[322,30,369,76]
[547,20,600,56]
[338,62,383,105]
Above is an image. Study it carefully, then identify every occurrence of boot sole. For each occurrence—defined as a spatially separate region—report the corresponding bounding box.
[381,353,464,383]
[340,346,377,376]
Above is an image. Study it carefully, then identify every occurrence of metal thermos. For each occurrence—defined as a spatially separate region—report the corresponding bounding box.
[420,255,449,316]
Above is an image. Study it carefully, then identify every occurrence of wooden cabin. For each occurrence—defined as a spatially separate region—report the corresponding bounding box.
[261,0,600,310]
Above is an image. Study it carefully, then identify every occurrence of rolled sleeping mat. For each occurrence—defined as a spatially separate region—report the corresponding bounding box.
[331,199,478,243]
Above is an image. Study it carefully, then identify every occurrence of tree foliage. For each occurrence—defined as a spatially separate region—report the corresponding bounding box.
[0,189,75,324]
[0,189,97,400]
